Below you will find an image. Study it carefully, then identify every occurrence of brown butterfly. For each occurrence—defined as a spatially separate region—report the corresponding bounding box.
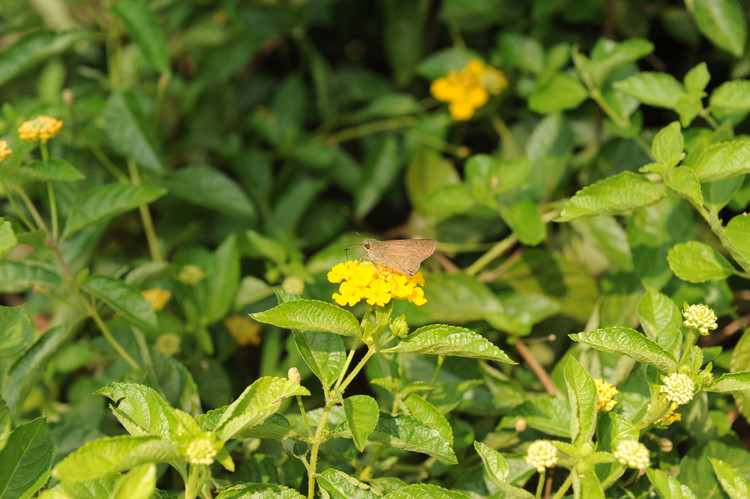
[361,238,436,277]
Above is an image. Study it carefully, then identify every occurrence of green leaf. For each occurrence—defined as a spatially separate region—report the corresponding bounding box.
[368,413,457,464]
[710,458,750,499]
[652,121,685,167]
[403,394,452,445]
[571,216,633,271]
[215,377,309,441]
[161,165,256,220]
[706,372,750,396]
[251,300,361,338]
[667,241,735,282]
[63,183,167,238]
[38,475,118,498]
[724,214,750,272]
[637,289,682,357]
[382,0,428,87]
[474,441,535,497]
[684,62,711,95]
[355,133,402,218]
[343,395,380,452]
[703,176,744,211]
[82,275,157,330]
[528,72,588,113]
[216,483,305,499]
[384,484,469,498]
[570,327,677,372]
[52,435,178,482]
[423,184,476,215]
[501,396,571,438]
[0,418,54,499]
[691,140,750,181]
[497,33,545,75]
[666,166,704,205]
[0,220,15,259]
[0,30,87,87]
[0,261,62,293]
[556,172,664,221]
[317,469,379,499]
[575,471,605,499]
[416,47,481,80]
[692,0,746,57]
[17,159,85,183]
[613,72,686,108]
[385,324,515,364]
[575,38,654,87]
[293,331,345,389]
[113,0,170,74]
[0,306,33,357]
[465,155,532,203]
[104,92,164,174]
[3,325,73,418]
[647,468,695,498]
[710,80,750,110]
[0,400,9,453]
[111,464,156,499]
[203,234,240,324]
[564,356,597,446]
[95,382,199,442]
[498,198,546,246]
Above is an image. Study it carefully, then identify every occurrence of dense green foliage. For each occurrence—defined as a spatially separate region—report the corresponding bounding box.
[1,1,750,498]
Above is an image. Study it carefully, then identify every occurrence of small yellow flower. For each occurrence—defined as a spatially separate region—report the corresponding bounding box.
[0,140,12,163]
[430,59,508,121]
[178,264,205,285]
[525,440,557,473]
[660,373,695,406]
[288,367,302,384]
[18,116,63,143]
[186,435,218,465]
[594,379,618,412]
[154,332,181,356]
[653,401,681,427]
[682,303,718,335]
[327,260,428,307]
[141,288,171,311]
[613,440,650,470]
[224,314,261,346]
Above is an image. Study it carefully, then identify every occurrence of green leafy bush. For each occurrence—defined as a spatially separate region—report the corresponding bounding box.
[1,1,750,498]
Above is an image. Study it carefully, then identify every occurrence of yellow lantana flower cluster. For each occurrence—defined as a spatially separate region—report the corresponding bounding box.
[18,116,63,143]
[141,288,171,311]
[224,314,261,346]
[682,303,717,335]
[0,140,12,163]
[594,379,618,412]
[327,260,427,307]
[430,59,508,121]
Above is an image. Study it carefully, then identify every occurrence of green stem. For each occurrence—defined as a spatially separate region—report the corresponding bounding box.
[535,470,546,499]
[85,296,141,370]
[307,402,334,499]
[184,464,209,499]
[489,110,523,158]
[430,355,444,384]
[678,328,698,366]
[324,116,417,144]
[550,471,574,499]
[0,177,34,230]
[47,181,58,240]
[465,234,517,276]
[87,138,129,183]
[14,185,48,232]
[600,464,626,489]
[297,394,314,443]
[334,340,360,396]
[128,160,162,262]
[338,347,376,394]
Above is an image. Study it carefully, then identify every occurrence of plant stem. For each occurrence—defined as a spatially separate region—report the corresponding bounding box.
[84,296,141,370]
[430,355,444,384]
[535,470,546,498]
[0,177,34,230]
[47,181,58,240]
[465,234,517,276]
[550,471,574,499]
[128,160,162,262]
[324,116,417,145]
[307,401,334,499]
[15,185,49,232]
[297,394,314,442]
[338,347,376,394]
[489,110,523,158]
[184,464,209,499]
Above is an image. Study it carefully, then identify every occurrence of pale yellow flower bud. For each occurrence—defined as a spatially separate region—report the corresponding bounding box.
[288,367,301,385]
[682,303,718,335]
[525,440,557,473]
[282,275,305,295]
[614,440,650,470]
[660,373,695,406]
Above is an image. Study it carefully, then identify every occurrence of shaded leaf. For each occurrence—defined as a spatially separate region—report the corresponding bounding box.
[0,306,34,357]
[692,0,746,57]
[369,413,456,464]
[113,0,170,74]
[83,275,157,330]
[252,300,360,338]
[529,72,588,113]
[723,213,750,272]
[111,464,156,499]
[293,331,345,389]
[0,261,62,293]
[105,93,164,173]
[0,418,55,499]
[385,484,469,498]
[344,396,380,452]
[17,159,84,183]
[0,30,86,87]
[216,483,305,499]
[706,372,750,396]
[317,468,379,499]
[666,166,704,205]
[570,327,677,372]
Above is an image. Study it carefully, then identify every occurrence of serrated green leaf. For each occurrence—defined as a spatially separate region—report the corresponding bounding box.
[692,0,746,57]
[564,356,597,446]
[317,468,379,499]
[556,172,664,221]
[52,435,178,482]
[710,458,750,499]
[0,306,33,357]
[576,38,654,87]
[0,30,87,87]
[724,214,750,272]
[667,241,735,282]
[252,300,360,337]
[369,413,456,464]
[63,183,166,238]
[0,418,54,499]
[293,331,345,389]
[637,289,682,356]
[666,166,704,205]
[528,72,588,113]
[4,324,73,418]
[0,261,62,293]
[684,62,711,95]
[384,484,469,498]
[96,382,199,442]
[111,464,156,499]
[571,216,633,271]
[570,327,677,372]
[710,80,750,110]
[38,475,118,499]
[647,468,696,499]
[497,33,545,75]
[203,234,240,324]
[614,72,685,108]
[0,400,9,453]
[652,121,685,167]
[113,0,170,74]
[500,396,571,438]
[498,198,546,246]
[17,159,85,183]
[473,441,534,497]
[216,483,306,499]
[692,140,750,182]
[161,165,256,220]
[344,395,380,452]
[83,275,157,330]
[403,394,452,445]
[215,377,309,441]
[385,324,514,364]
[0,219,15,259]
[706,372,750,396]
[104,92,164,174]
